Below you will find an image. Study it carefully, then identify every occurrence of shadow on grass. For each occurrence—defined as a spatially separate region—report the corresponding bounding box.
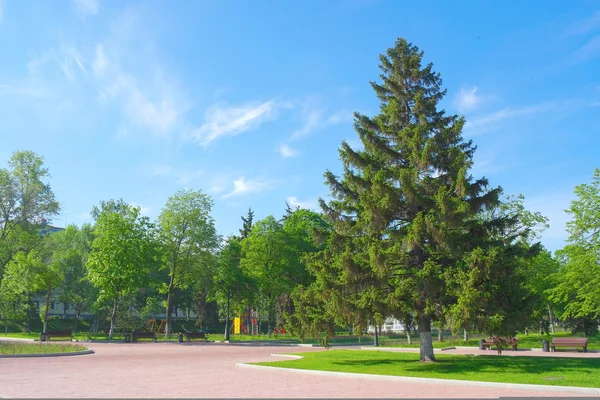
[331,354,600,377]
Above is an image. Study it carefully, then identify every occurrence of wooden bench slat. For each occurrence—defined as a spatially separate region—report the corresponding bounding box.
[132,332,157,343]
[551,337,588,353]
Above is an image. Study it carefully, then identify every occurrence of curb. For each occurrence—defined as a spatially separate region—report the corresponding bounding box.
[237,359,600,395]
[0,349,94,358]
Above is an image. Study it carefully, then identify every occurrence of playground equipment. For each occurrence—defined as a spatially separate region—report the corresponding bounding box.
[147,318,166,334]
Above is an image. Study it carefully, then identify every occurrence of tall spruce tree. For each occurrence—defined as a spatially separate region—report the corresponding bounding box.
[320,38,501,361]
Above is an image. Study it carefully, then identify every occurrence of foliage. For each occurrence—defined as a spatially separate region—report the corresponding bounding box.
[548,169,600,333]
[86,201,158,338]
[157,189,219,336]
[302,38,508,362]
[0,150,60,280]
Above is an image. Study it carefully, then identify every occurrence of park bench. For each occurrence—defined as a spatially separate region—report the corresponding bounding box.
[183,329,207,342]
[132,331,157,343]
[551,337,588,353]
[42,330,73,342]
[483,336,518,351]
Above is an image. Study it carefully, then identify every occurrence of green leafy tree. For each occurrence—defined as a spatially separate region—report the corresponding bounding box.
[549,168,600,336]
[241,216,292,334]
[317,38,505,361]
[0,150,60,281]
[157,189,219,337]
[86,202,158,339]
[55,224,97,332]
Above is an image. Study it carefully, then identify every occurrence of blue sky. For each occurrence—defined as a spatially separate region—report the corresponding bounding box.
[1,0,598,252]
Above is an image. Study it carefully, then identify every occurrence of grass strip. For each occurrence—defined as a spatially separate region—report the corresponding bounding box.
[255,350,600,388]
[0,341,88,355]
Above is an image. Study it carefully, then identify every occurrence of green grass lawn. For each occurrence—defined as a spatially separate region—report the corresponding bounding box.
[0,341,88,355]
[255,350,600,388]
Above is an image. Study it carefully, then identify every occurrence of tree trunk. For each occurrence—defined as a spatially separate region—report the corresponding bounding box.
[109,297,118,340]
[418,315,435,362]
[374,324,379,347]
[43,288,51,334]
[165,270,176,337]
[547,304,555,334]
[406,330,412,345]
[73,309,81,333]
[437,327,443,342]
[463,328,468,342]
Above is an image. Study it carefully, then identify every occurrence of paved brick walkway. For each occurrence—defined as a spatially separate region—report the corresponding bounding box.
[0,342,597,398]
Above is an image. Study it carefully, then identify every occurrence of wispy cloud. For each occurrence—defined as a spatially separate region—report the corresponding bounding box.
[565,10,600,36]
[185,101,278,145]
[286,196,316,209]
[471,154,505,177]
[92,44,185,137]
[277,144,299,158]
[73,0,99,16]
[454,85,486,113]
[222,177,272,198]
[291,104,352,140]
[464,103,556,135]
[573,35,600,62]
[0,83,46,98]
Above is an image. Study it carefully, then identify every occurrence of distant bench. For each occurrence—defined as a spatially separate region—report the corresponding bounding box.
[551,337,588,353]
[483,337,518,351]
[183,330,207,342]
[41,330,73,342]
[132,331,157,343]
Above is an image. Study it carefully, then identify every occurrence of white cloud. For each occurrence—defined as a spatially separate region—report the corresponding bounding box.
[0,83,46,98]
[91,44,185,137]
[464,103,556,135]
[286,196,316,210]
[327,110,353,125]
[73,0,99,16]
[573,35,600,62]
[222,177,271,198]
[277,144,298,158]
[471,154,504,177]
[292,110,321,139]
[454,86,485,113]
[186,101,277,145]
[291,106,351,140]
[565,10,600,36]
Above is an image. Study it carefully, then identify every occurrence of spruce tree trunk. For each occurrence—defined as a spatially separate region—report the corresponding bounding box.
[109,297,118,340]
[418,315,436,362]
[43,288,51,334]
[165,268,176,337]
